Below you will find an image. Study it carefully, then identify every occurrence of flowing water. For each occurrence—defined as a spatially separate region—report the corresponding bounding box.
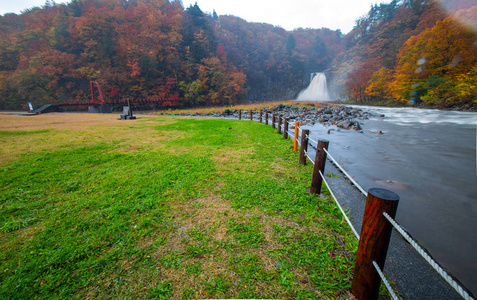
[307,106,477,295]
[296,72,329,101]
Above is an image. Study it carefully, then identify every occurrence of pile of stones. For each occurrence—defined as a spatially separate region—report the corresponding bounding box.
[158,103,381,130]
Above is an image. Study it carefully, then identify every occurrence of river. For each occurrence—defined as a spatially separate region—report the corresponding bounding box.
[307,106,477,296]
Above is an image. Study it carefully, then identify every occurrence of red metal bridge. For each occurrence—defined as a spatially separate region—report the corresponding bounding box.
[34,81,183,113]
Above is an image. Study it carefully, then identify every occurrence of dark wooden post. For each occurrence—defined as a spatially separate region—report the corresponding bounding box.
[352,188,400,300]
[310,140,329,194]
[259,110,263,123]
[250,110,253,121]
[265,112,269,125]
[278,115,282,134]
[239,110,242,120]
[272,114,276,129]
[283,118,289,139]
[299,129,310,165]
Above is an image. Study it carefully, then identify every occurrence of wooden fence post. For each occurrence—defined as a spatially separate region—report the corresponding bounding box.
[278,115,282,134]
[293,122,299,152]
[260,110,263,123]
[250,110,253,121]
[299,129,310,165]
[265,112,269,125]
[239,110,242,120]
[351,188,400,300]
[272,114,276,129]
[310,140,329,194]
[284,118,289,139]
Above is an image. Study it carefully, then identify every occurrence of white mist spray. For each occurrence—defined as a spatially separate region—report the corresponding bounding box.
[296,72,329,101]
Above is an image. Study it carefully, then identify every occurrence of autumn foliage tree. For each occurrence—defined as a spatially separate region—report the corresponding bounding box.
[392,6,477,106]
[365,67,393,101]
[333,0,477,108]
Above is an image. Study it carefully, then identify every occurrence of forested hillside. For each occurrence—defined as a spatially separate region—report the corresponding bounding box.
[0,0,341,109]
[0,0,476,110]
[332,0,477,107]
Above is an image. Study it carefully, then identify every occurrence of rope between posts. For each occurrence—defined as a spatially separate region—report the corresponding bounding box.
[373,261,400,300]
[382,212,474,300]
[287,130,294,138]
[322,147,368,197]
[319,170,360,240]
[305,152,314,165]
[306,134,318,146]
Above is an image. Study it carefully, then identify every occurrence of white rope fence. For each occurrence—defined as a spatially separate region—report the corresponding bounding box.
[322,147,368,197]
[308,142,398,298]
[306,134,318,146]
[305,152,314,165]
[287,130,294,138]
[319,170,360,240]
[383,212,474,300]
[312,131,471,300]
[373,261,400,300]
[301,130,440,300]
[257,114,473,300]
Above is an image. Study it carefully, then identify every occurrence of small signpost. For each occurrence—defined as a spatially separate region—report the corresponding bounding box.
[120,99,136,120]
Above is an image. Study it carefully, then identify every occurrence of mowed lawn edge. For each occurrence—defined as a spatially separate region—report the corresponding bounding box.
[0,114,358,299]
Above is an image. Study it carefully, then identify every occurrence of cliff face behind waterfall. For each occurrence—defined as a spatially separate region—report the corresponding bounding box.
[0,0,476,109]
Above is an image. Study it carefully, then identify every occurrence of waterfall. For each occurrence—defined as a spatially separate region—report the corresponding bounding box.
[296,72,329,101]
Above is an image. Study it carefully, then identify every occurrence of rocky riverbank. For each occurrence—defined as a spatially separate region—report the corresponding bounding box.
[158,104,379,130]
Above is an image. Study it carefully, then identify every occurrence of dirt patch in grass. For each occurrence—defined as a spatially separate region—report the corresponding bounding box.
[155,193,236,254]
[0,113,122,131]
[146,193,239,298]
[269,159,292,176]
[152,190,350,298]
[0,223,45,256]
[212,147,254,174]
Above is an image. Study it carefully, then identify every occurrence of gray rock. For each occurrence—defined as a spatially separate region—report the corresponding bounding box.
[337,120,352,129]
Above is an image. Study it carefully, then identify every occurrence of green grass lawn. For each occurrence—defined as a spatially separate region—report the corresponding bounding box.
[0,114,358,299]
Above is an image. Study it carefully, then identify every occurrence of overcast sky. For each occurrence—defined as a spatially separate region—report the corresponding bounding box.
[0,0,392,33]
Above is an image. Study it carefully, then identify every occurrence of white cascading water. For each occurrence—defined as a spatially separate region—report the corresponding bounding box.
[296,72,329,101]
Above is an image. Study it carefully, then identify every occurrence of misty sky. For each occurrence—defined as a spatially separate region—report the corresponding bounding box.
[0,0,395,33]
